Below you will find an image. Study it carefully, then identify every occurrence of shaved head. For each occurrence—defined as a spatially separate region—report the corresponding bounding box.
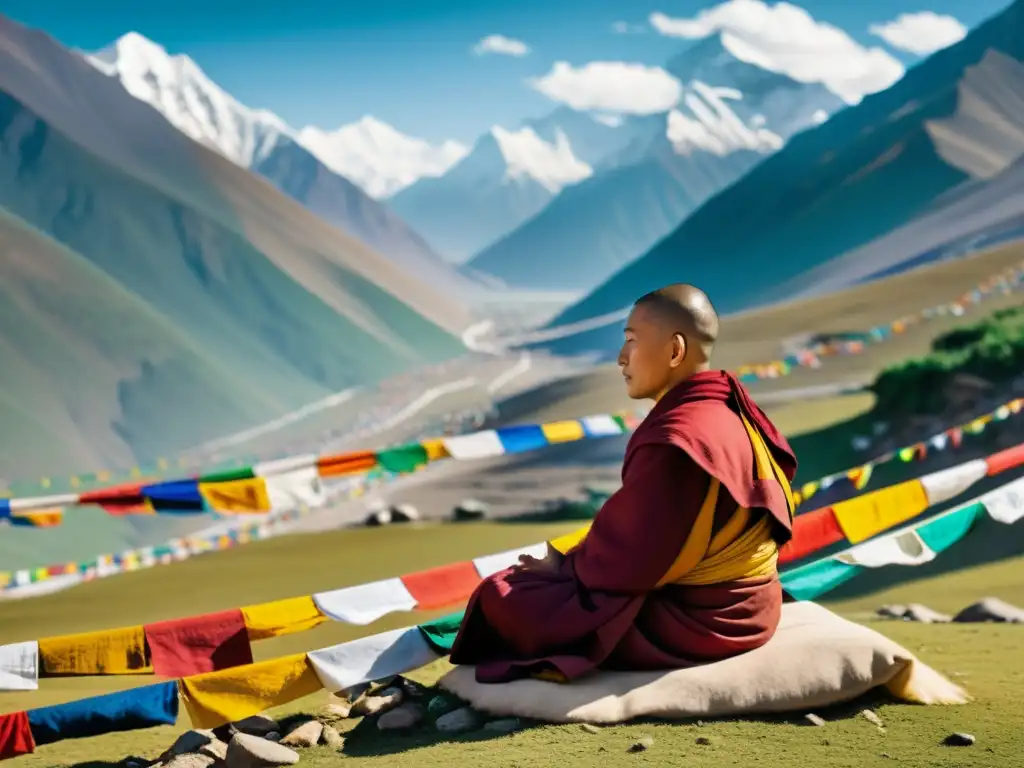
[618,284,720,400]
[635,284,720,358]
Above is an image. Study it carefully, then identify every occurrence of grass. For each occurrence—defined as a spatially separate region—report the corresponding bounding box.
[1,515,1022,768]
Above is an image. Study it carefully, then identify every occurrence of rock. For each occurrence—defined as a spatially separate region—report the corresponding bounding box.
[396,676,431,700]
[804,713,827,727]
[427,693,464,718]
[876,604,907,619]
[121,757,151,768]
[943,732,976,747]
[320,724,344,748]
[452,499,488,522]
[199,739,229,761]
[953,597,1024,623]
[378,703,425,731]
[224,733,299,767]
[280,720,323,748]
[627,736,654,753]
[162,729,216,759]
[232,715,280,737]
[861,709,884,728]
[364,508,392,526]
[352,688,404,716]
[695,736,712,746]
[435,706,481,733]
[903,603,952,624]
[390,504,420,523]
[580,724,600,734]
[484,718,521,734]
[163,756,216,768]
[324,696,352,719]
[264,732,281,742]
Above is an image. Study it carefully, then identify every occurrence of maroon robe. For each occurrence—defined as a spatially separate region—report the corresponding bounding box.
[449,370,798,683]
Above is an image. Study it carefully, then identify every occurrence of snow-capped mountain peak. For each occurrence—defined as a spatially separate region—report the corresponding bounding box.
[488,125,592,192]
[87,32,291,167]
[297,117,469,199]
[667,80,783,156]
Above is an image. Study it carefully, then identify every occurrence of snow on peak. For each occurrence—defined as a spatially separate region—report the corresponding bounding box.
[666,80,783,156]
[86,32,291,166]
[297,117,469,199]
[488,125,592,192]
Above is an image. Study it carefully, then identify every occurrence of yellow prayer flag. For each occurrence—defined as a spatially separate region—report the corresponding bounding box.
[241,596,326,640]
[38,625,152,675]
[832,480,929,544]
[550,523,592,554]
[421,439,450,461]
[199,478,271,513]
[179,653,322,729]
[541,420,586,444]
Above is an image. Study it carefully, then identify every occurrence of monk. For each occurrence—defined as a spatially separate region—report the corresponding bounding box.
[449,284,798,683]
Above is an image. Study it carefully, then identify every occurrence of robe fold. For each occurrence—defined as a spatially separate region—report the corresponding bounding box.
[449,370,797,683]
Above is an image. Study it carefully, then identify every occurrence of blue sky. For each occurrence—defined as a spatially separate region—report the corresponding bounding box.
[4,0,1014,144]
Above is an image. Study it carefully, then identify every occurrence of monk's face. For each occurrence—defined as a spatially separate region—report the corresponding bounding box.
[618,304,687,400]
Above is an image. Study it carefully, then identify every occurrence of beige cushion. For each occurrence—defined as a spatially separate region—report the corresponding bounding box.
[439,602,967,724]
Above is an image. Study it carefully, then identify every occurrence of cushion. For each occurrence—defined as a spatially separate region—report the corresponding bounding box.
[438,601,967,724]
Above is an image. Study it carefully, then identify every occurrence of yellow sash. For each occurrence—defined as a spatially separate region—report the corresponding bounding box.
[549,414,795,587]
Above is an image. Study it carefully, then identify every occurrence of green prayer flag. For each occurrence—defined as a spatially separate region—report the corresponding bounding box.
[377,444,430,474]
[417,611,465,653]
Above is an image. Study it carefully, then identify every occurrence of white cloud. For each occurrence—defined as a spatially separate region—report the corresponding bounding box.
[473,34,530,57]
[611,21,647,34]
[528,61,683,114]
[648,0,905,104]
[869,12,967,56]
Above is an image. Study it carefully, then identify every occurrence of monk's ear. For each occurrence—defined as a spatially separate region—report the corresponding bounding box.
[669,333,687,368]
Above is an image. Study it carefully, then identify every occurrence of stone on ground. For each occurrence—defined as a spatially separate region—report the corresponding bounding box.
[452,499,488,521]
[903,603,952,623]
[224,733,299,767]
[364,508,392,526]
[199,738,229,761]
[435,706,481,733]
[162,729,216,759]
[861,709,884,728]
[876,604,908,619]
[323,694,352,719]
[264,732,281,742]
[231,715,280,736]
[943,732,976,746]
[378,703,425,731]
[280,719,323,748]
[321,724,345,747]
[352,686,404,716]
[390,504,420,522]
[484,718,521,734]
[627,736,654,752]
[163,755,216,768]
[953,597,1024,623]
[427,692,463,718]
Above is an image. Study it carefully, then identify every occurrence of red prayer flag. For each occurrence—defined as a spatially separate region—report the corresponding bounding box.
[0,712,34,759]
[985,443,1024,476]
[143,608,253,677]
[779,507,845,566]
[402,562,481,610]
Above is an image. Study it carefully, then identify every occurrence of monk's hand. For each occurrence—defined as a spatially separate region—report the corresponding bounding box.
[518,547,563,573]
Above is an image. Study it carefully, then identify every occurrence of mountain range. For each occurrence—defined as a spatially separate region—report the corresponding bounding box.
[0,15,468,478]
[543,0,1024,356]
[388,116,614,263]
[87,32,477,297]
[464,35,844,294]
